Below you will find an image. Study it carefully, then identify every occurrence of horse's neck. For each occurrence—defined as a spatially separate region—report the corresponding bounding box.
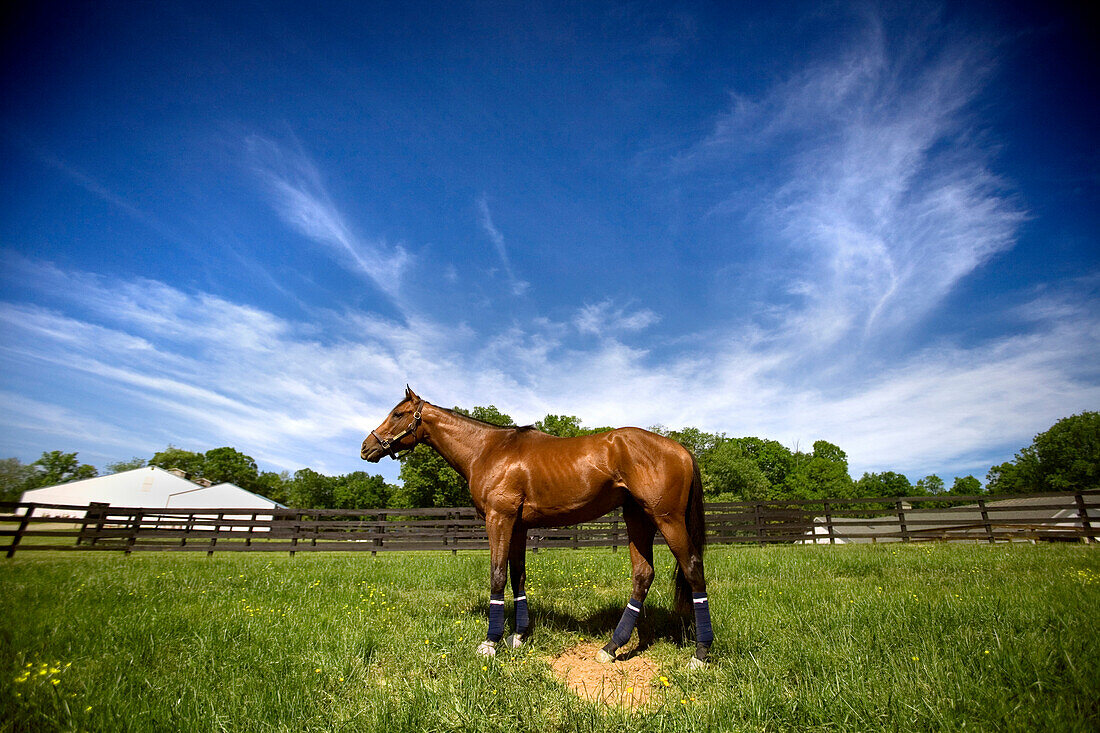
[422,406,504,480]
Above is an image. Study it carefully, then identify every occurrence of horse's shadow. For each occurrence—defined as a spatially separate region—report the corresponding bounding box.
[470,599,687,657]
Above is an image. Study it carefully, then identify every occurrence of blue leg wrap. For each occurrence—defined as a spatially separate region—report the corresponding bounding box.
[487,593,505,642]
[610,598,644,648]
[514,594,529,636]
[692,592,714,645]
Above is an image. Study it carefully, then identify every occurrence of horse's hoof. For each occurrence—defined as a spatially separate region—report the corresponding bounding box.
[595,649,615,664]
[690,641,711,669]
[476,640,497,657]
[504,634,524,649]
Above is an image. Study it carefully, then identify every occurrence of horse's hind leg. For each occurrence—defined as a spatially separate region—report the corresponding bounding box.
[655,516,712,667]
[597,501,656,663]
[504,521,528,648]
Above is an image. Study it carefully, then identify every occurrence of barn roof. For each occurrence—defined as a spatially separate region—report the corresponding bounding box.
[19,466,283,517]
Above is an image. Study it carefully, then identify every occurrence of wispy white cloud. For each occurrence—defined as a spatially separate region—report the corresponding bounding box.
[684,14,1024,351]
[476,196,530,296]
[246,135,409,301]
[574,299,660,337]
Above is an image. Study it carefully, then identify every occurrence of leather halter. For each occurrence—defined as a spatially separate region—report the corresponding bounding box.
[370,400,424,460]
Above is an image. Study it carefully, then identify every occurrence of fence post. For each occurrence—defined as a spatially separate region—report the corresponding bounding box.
[78,502,108,546]
[207,512,225,557]
[91,503,108,546]
[372,513,385,557]
[290,512,302,557]
[181,510,194,548]
[7,504,35,558]
[823,501,835,545]
[611,512,619,553]
[753,503,764,545]
[896,501,910,543]
[977,498,995,544]
[125,509,143,555]
[449,511,458,555]
[246,512,257,547]
[1075,492,1094,543]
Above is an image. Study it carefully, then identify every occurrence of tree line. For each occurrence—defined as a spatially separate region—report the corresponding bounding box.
[2,410,1095,508]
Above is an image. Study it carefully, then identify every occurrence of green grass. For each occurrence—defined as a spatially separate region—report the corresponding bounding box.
[1,543,1098,732]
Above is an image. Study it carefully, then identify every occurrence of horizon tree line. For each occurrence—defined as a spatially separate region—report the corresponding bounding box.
[1,411,1096,509]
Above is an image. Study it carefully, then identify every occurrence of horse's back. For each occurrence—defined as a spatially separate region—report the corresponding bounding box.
[510,426,690,471]
[504,426,695,526]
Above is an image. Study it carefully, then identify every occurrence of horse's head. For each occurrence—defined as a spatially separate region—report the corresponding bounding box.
[361,386,426,462]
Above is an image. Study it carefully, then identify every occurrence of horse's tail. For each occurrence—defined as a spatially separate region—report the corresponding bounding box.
[674,453,706,617]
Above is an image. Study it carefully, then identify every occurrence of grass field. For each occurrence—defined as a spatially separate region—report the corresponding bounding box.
[1,543,1098,732]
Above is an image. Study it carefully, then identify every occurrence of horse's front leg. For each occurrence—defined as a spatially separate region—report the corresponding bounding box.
[504,521,528,648]
[476,510,515,657]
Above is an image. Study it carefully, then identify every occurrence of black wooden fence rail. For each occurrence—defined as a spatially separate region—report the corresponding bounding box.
[1,490,1096,557]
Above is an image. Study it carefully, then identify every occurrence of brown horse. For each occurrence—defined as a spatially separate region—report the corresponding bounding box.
[361,387,713,666]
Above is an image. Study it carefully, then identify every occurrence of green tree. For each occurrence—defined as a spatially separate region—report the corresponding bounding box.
[0,457,35,501]
[735,437,794,488]
[107,457,147,474]
[255,471,291,505]
[394,444,469,508]
[782,441,854,500]
[24,451,98,490]
[288,468,335,508]
[653,426,725,458]
[534,414,612,437]
[915,474,945,496]
[950,475,983,495]
[466,405,515,427]
[1032,412,1100,491]
[150,445,205,477]
[202,447,260,491]
[987,412,1099,494]
[986,457,1037,495]
[702,440,770,501]
[854,471,913,499]
[333,472,394,509]
[536,414,582,437]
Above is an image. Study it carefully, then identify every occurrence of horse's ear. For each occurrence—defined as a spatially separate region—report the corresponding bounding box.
[405,385,419,401]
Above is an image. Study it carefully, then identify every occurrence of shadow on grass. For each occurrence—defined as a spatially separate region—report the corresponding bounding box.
[468,599,689,654]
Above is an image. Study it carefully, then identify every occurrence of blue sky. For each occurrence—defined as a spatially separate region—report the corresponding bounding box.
[1,1,1097,486]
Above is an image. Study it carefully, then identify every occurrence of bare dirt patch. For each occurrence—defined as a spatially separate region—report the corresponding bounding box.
[549,642,660,709]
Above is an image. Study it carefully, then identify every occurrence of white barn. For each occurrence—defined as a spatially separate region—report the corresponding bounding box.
[19,466,283,518]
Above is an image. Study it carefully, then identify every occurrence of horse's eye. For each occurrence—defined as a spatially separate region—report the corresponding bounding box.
[392,411,405,419]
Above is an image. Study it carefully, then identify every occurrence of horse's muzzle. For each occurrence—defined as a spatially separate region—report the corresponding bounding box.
[361,438,382,462]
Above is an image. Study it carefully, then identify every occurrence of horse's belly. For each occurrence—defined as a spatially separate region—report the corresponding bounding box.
[520,479,625,528]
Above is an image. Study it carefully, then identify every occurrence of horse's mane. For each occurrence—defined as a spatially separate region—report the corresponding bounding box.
[440,406,539,433]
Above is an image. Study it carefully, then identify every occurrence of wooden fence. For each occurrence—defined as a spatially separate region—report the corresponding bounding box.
[1,490,1096,557]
